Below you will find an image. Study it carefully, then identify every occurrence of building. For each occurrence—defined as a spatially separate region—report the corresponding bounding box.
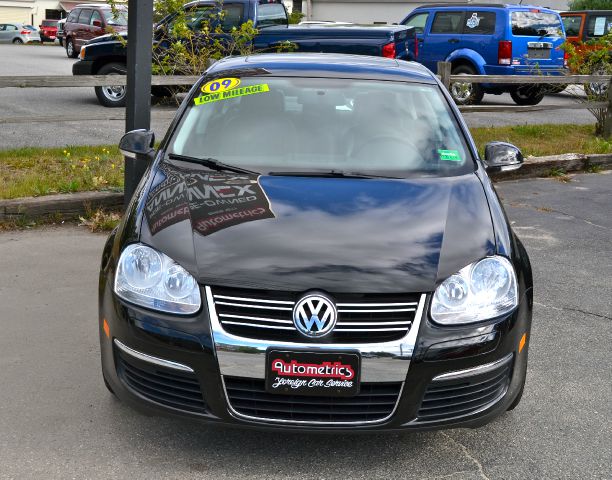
[0,0,107,27]
[300,0,571,24]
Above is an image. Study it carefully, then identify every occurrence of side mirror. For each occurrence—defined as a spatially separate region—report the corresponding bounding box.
[92,20,102,28]
[483,141,523,172]
[119,129,155,159]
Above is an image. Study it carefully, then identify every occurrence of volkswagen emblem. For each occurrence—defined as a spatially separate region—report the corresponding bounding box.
[293,293,337,338]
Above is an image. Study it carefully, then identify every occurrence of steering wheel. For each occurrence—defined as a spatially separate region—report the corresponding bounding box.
[350,134,426,169]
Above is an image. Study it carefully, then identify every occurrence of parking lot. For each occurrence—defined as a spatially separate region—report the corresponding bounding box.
[0,44,597,149]
[0,172,610,479]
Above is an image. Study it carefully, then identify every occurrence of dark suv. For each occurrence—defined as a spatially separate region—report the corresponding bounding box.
[64,3,127,58]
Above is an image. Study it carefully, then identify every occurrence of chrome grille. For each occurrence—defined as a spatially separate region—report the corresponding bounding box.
[210,287,423,343]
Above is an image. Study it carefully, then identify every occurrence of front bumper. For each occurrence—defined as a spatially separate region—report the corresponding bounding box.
[72,60,95,76]
[100,280,532,432]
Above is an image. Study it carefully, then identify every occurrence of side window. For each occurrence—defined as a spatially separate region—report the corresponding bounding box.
[403,13,429,34]
[67,9,79,23]
[220,4,244,30]
[586,15,612,37]
[562,15,582,37]
[256,4,286,28]
[462,12,496,35]
[430,12,464,34]
[0,25,5,31]
[77,9,92,25]
[90,10,102,25]
[7,24,17,31]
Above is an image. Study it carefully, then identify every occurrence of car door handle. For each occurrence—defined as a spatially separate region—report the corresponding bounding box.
[448,38,460,44]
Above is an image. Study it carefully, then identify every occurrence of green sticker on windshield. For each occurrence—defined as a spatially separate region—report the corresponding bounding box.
[438,149,462,162]
[194,83,270,106]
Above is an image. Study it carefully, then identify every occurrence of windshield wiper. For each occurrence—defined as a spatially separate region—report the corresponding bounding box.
[268,170,400,179]
[167,153,259,175]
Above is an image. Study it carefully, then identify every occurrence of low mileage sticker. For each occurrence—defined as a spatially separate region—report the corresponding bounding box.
[194,83,270,106]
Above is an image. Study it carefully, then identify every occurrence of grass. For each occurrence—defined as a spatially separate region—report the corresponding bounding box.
[0,145,123,200]
[0,124,610,201]
[470,124,612,158]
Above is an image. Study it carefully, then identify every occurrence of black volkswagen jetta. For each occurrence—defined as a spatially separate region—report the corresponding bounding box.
[99,53,533,431]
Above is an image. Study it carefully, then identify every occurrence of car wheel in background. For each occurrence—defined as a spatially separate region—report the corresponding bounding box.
[95,63,127,108]
[449,65,484,105]
[584,63,610,99]
[66,38,77,58]
[12,38,23,45]
[510,85,545,105]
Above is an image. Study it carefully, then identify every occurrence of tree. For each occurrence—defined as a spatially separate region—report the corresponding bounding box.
[562,33,612,136]
[568,0,612,10]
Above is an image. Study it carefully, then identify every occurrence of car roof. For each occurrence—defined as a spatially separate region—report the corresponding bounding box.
[561,10,612,14]
[206,53,437,83]
[74,3,120,8]
[414,3,558,10]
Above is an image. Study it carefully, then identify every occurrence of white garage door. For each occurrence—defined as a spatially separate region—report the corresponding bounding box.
[0,7,31,24]
[311,2,417,24]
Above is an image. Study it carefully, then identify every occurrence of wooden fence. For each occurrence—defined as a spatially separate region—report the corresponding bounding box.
[0,64,611,135]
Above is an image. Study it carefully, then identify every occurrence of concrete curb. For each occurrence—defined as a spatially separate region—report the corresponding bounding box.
[490,153,612,181]
[0,191,123,221]
[1,153,611,221]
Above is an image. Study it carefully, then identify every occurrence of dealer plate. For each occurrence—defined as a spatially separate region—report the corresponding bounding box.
[265,350,360,397]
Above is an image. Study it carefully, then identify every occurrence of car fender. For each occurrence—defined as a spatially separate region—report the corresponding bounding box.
[446,49,486,75]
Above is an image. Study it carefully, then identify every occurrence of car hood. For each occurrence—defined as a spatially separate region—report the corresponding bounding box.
[139,162,495,293]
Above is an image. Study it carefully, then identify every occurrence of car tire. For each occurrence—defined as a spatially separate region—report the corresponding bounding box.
[95,63,127,108]
[510,85,544,105]
[449,65,484,105]
[66,38,77,58]
[584,63,610,99]
[12,38,23,45]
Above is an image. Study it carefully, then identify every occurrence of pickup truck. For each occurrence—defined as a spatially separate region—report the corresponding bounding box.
[73,0,414,107]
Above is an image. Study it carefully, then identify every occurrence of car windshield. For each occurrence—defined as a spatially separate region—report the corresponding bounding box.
[103,10,128,26]
[167,76,474,177]
[42,20,57,27]
[511,11,563,37]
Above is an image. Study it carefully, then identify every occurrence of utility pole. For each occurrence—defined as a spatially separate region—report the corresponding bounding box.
[124,0,154,207]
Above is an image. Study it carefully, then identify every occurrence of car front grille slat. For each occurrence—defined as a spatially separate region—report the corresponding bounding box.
[225,377,402,423]
[115,347,207,415]
[211,286,421,343]
[416,359,512,422]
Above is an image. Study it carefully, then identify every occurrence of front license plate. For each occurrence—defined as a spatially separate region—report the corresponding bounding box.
[265,350,360,397]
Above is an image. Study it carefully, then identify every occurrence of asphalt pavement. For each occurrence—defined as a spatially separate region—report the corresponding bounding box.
[0,172,610,479]
[0,44,598,149]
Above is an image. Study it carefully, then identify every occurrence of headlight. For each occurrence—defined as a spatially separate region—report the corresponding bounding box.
[430,256,518,325]
[114,244,201,315]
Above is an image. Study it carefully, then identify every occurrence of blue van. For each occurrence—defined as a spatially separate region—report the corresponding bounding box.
[400,3,567,105]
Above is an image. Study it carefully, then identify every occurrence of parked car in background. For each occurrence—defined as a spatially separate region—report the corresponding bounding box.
[64,3,128,58]
[561,10,612,97]
[57,18,67,46]
[400,3,567,105]
[0,23,41,44]
[39,19,58,42]
[73,0,414,107]
[561,10,612,43]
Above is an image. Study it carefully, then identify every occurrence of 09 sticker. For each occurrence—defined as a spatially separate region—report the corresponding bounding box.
[201,77,241,94]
